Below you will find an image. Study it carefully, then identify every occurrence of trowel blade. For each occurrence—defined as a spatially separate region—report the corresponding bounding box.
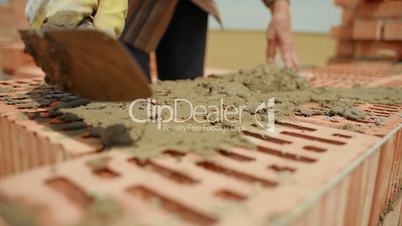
[19,29,152,101]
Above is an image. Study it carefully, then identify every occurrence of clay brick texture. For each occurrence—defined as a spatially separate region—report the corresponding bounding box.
[0,78,101,178]
[0,121,393,226]
[332,0,402,61]
[300,62,402,226]
[0,0,401,225]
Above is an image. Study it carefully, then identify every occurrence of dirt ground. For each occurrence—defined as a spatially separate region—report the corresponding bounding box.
[206,30,336,69]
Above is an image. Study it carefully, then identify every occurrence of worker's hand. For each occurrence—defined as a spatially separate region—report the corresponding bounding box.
[266,0,300,70]
[25,0,128,37]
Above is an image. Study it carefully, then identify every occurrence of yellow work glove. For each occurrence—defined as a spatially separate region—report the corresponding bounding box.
[25,0,128,37]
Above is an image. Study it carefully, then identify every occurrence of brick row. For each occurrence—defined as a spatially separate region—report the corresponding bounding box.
[0,78,101,178]
[0,121,387,226]
[332,0,402,61]
[0,69,401,225]
[302,62,402,225]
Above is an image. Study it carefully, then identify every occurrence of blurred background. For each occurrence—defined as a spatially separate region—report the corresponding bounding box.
[206,0,341,69]
[0,0,343,74]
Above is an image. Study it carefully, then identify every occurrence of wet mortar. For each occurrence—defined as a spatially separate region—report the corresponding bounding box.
[57,65,402,157]
[0,65,401,225]
[3,65,402,158]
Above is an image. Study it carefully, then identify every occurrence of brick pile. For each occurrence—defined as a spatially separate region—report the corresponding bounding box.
[0,0,44,78]
[332,0,402,62]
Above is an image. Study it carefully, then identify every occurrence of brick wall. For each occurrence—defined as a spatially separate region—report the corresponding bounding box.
[332,0,402,62]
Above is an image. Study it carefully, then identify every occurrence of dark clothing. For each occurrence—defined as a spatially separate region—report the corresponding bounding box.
[122,0,218,53]
[122,0,208,81]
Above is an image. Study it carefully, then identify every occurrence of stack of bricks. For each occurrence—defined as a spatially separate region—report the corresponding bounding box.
[0,0,44,78]
[331,0,402,62]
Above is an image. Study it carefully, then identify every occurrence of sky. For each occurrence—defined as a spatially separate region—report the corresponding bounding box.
[0,0,341,33]
[209,0,341,33]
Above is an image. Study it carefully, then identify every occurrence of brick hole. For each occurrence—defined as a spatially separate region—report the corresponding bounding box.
[93,168,120,179]
[373,104,399,109]
[268,164,296,173]
[218,149,255,162]
[303,145,327,153]
[80,131,92,139]
[256,146,317,163]
[346,118,371,124]
[196,161,278,187]
[46,177,94,209]
[371,112,392,117]
[163,150,186,158]
[214,189,247,202]
[332,133,352,139]
[242,130,291,145]
[369,107,398,113]
[280,131,346,145]
[126,185,218,226]
[15,81,28,84]
[365,110,394,116]
[16,105,35,110]
[12,96,30,101]
[275,121,317,132]
[129,158,199,185]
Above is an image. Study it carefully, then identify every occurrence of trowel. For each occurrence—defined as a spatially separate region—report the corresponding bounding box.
[19,29,152,101]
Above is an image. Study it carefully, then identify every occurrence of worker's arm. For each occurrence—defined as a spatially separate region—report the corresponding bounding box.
[264,0,299,70]
[25,0,127,37]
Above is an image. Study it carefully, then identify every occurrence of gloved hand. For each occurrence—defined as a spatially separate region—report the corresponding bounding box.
[25,0,128,37]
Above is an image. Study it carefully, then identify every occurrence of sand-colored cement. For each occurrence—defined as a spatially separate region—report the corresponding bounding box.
[0,87,16,93]
[54,65,402,158]
[75,197,122,226]
[0,199,40,226]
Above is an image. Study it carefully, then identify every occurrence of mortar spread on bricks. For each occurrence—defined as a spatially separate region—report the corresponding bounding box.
[50,65,402,157]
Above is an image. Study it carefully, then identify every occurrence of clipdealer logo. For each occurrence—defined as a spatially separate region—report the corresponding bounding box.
[128,98,275,133]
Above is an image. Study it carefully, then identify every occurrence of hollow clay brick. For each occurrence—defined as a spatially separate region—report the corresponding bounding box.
[353,19,383,40]
[0,42,34,73]
[330,25,354,40]
[0,121,385,226]
[0,78,101,178]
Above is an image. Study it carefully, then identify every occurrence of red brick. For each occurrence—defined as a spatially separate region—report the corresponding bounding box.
[342,8,358,25]
[336,40,356,57]
[355,41,402,60]
[357,1,402,18]
[353,19,383,40]
[383,20,402,41]
[10,0,28,29]
[331,25,354,40]
[0,42,34,73]
[0,121,384,226]
[335,0,362,8]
